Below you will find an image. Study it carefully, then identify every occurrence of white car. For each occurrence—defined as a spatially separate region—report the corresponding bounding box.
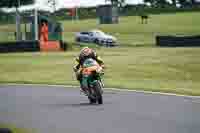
[75,30,118,46]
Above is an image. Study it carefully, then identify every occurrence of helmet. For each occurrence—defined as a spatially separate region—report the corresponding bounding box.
[80,47,93,57]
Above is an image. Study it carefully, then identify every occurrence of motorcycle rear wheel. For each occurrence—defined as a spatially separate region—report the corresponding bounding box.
[88,97,96,104]
[93,81,103,104]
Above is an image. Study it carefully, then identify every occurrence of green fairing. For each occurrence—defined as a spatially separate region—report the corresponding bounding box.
[81,74,101,88]
[81,58,102,88]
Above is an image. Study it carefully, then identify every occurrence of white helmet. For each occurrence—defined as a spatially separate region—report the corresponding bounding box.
[80,47,93,56]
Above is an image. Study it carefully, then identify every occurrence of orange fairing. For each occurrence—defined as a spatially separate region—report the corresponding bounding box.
[82,66,99,75]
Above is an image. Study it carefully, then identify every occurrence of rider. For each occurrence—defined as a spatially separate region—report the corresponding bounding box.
[73,47,104,81]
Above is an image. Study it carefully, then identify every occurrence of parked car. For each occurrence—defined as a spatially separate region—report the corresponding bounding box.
[75,30,118,46]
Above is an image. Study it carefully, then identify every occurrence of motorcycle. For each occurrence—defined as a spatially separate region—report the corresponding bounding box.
[76,58,104,104]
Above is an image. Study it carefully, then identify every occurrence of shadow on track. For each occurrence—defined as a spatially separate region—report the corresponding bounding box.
[42,102,102,108]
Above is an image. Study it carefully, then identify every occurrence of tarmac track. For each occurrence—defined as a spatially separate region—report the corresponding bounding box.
[0,84,200,133]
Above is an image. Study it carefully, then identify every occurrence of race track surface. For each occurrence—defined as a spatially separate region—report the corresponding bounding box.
[0,85,200,133]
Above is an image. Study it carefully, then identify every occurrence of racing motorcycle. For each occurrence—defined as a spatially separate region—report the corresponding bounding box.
[76,58,104,104]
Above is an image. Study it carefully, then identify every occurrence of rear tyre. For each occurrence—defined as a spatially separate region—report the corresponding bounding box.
[98,94,103,104]
[94,81,103,104]
[88,97,96,104]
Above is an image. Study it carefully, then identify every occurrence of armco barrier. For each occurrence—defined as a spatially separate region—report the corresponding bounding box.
[0,41,40,53]
[156,35,200,47]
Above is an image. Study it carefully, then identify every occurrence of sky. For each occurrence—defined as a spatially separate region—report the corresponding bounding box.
[3,0,200,12]
[9,0,143,12]
[38,0,143,8]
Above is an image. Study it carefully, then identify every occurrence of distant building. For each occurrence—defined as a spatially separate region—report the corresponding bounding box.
[97,5,119,24]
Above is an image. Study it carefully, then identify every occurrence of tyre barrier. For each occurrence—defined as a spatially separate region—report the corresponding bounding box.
[0,41,40,53]
[0,128,12,133]
[0,40,68,53]
[156,35,200,47]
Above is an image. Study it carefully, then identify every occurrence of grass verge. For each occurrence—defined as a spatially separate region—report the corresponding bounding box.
[0,47,200,96]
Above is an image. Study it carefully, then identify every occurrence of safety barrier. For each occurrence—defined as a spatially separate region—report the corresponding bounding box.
[0,41,40,53]
[156,35,200,47]
[0,40,68,53]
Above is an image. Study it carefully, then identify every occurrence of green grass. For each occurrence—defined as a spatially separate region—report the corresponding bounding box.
[0,47,200,96]
[61,12,200,46]
[1,12,200,46]
[0,12,200,96]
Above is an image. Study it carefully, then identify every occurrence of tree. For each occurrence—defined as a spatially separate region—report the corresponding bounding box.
[105,0,126,7]
[0,0,33,8]
[171,0,177,7]
[143,0,156,7]
[191,0,196,5]
[47,0,59,12]
[177,0,188,7]
[143,0,169,7]
[156,0,169,7]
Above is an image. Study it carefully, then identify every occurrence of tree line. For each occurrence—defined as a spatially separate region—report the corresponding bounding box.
[106,0,199,8]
